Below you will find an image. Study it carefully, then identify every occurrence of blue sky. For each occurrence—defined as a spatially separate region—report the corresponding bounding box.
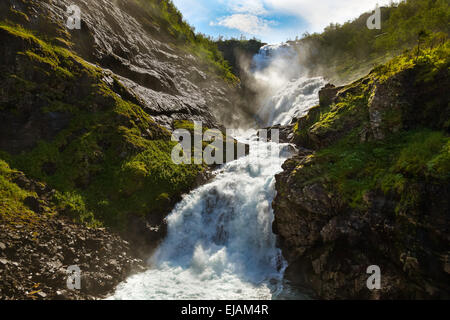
[172,0,393,44]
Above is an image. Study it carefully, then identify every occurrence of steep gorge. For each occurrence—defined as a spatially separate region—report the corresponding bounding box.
[0,0,246,299]
[0,0,449,301]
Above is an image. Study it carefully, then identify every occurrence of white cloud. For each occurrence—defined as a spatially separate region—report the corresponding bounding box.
[209,0,397,41]
[211,14,276,35]
[211,0,274,35]
[227,0,268,15]
[263,0,394,32]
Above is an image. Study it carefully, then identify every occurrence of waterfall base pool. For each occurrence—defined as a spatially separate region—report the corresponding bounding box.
[110,133,295,300]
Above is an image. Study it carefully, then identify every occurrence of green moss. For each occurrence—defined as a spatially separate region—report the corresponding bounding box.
[0,23,204,230]
[22,50,74,78]
[313,93,368,133]
[372,41,450,83]
[293,83,371,149]
[426,140,450,179]
[295,129,449,210]
[293,104,330,147]
[380,173,407,195]
[41,101,78,114]
[173,119,212,133]
[0,159,43,230]
[52,191,100,228]
[394,131,448,177]
[172,120,245,164]
[9,6,30,23]
[0,21,37,41]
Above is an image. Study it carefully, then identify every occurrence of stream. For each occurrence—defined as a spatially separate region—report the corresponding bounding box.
[109,44,326,300]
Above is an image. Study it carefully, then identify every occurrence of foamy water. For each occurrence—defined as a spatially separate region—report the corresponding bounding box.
[109,43,322,300]
[110,134,293,300]
[252,44,326,126]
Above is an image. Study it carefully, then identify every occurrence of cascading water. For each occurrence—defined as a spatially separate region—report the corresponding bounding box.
[253,44,327,126]
[110,43,324,300]
[111,134,292,299]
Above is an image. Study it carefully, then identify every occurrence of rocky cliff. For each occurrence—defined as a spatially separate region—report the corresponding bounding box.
[1,0,247,129]
[0,0,245,299]
[273,44,450,299]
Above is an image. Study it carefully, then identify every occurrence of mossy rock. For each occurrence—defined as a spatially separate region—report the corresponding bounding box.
[0,23,205,230]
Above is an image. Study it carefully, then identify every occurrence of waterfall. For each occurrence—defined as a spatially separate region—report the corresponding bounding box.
[252,44,327,126]
[110,133,293,299]
[110,43,324,300]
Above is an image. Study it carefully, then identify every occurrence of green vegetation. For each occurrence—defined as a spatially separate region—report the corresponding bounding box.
[135,0,238,83]
[173,120,247,164]
[295,41,449,144]
[295,129,449,210]
[373,38,449,83]
[292,0,449,83]
[0,23,205,230]
[0,160,45,230]
[292,41,449,212]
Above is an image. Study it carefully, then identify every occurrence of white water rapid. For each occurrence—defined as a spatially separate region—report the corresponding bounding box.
[110,43,324,300]
[253,44,327,126]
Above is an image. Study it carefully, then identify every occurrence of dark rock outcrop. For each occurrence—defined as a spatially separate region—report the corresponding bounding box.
[260,123,296,144]
[274,48,450,299]
[0,216,146,300]
[0,170,146,300]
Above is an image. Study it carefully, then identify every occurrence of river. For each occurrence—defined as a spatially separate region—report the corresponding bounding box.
[109,44,326,300]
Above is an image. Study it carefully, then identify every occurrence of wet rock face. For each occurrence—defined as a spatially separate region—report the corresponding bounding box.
[273,151,338,261]
[1,0,243,130]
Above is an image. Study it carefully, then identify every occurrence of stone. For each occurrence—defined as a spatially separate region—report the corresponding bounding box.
[272,62,450,299]
[23,196,42,213]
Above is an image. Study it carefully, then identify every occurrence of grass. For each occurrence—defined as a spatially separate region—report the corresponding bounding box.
[296,129,450,209]
[291,42,449,212]
[0,22,206,230]
[0,160,44,230]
